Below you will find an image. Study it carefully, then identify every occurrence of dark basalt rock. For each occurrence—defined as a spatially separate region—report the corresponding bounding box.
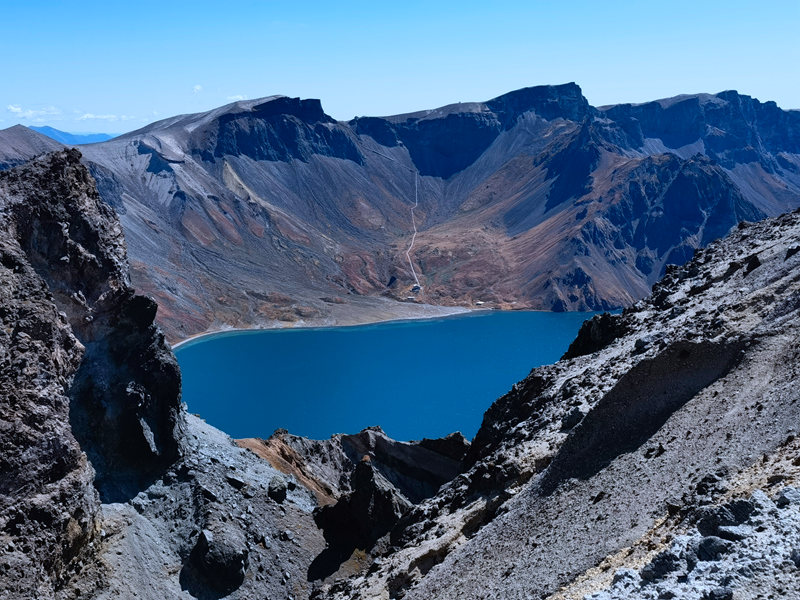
[268,474,288,503]
[310,459,412,580]
[183,528,249,596]
[195,96,364,164]
[640,550,682,582]
[0,149,183,596]
[695,536,733,561]
[695,500,755,539]
[417,432,470,463]
[562,312,629,359]
[315,459,412,550]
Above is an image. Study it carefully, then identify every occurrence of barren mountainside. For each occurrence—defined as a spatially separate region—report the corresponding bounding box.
[4,84,798,341]
[1,146,800,599]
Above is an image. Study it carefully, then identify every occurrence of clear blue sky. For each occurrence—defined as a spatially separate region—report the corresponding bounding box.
[2,0,798,133]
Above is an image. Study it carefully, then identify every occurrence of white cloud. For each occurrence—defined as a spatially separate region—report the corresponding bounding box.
[227,94,247,101]
[78,113,136,122]
[193,84,203,94]
[6,104,61,121]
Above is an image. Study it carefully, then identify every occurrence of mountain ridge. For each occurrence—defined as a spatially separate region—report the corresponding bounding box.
[3,83,799,341]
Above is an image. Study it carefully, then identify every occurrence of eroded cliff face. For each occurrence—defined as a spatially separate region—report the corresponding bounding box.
[60,84,799,341]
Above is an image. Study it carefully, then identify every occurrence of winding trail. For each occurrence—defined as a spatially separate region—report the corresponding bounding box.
[367,147,422,287]
[406,171,421,287]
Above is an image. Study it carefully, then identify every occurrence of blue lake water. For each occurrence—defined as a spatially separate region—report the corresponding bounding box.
[175,310,595,441]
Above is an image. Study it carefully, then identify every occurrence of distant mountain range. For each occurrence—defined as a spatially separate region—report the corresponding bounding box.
[30,126,115,145]
[1,84,799,341]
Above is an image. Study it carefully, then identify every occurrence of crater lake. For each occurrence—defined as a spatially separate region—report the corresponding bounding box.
[175,310,597,441]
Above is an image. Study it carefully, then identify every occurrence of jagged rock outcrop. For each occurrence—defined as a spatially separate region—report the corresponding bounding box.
[0,149,183,502]
[1,84,790,341]
[561,312,628,359]
[316,209,800,599]
[0,152,327,599]
[0,148,184,596]
[239,427,469,581]
[0,161,97,598]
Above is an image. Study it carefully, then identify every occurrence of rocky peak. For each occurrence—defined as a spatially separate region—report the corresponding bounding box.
[251,96,335,123]
[486,81,592,125]
[601,90,800,166]
[189,95,363,164]
[0,149,183,504]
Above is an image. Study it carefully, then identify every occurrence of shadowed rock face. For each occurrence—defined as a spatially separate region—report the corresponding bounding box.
[13,83,784,342]
[0,150,183,596]
[0,149,183,503]
[198,97,363,164]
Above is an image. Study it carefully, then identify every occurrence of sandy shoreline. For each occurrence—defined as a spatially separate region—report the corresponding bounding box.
[170,303,476,351]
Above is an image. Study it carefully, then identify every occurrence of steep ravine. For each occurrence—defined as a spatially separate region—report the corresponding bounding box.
[1,151,800,600]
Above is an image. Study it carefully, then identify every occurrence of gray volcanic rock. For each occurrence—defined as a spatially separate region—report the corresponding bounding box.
[0,152,326,599]
[0,164,97,598]
[588,487,800,600]
[317,209,800,599]
[0,149,183,502]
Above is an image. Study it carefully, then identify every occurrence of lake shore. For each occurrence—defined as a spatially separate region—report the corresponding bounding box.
[171,301,476,351]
